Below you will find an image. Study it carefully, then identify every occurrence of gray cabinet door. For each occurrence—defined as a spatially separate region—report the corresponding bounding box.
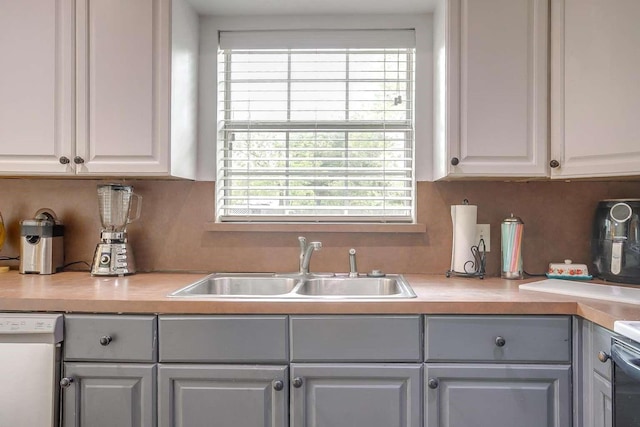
[592,372,613,427]
[62,363,156,427]
[290,363,422,427]
[425,364,571,427]
[158,364,288,427]
[582,320,615,427]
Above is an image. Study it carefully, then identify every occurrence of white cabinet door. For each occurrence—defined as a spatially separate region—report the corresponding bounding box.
[75,0,171,175]
[434,0,548,179]
[551,0,640,178]
[0,0,74,174]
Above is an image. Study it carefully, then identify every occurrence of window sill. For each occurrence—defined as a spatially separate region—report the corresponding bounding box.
[203,222,426,233]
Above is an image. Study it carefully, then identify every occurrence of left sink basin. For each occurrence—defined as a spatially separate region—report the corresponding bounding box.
[169,274,301,297]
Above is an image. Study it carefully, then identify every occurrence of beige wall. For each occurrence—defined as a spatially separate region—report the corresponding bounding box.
[0,178,638,276]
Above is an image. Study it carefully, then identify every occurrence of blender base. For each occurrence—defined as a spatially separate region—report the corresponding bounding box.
[91,242,136,276]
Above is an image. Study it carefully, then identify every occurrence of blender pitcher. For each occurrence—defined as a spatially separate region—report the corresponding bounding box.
[97,184,142,232]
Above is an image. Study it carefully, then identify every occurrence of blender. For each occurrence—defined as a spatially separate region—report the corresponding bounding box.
[91,184,142,276]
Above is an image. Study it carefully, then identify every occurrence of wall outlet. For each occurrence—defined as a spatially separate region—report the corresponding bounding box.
[475,224,491,252]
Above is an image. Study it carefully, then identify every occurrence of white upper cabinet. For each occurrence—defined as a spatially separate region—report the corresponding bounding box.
[0,0,74,174]
[76,0,171,176]
[433,0,549,179]
[550,0,640,179]
[0,0,197,178]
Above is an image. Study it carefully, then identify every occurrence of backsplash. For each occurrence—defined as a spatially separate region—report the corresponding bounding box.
[0,178,639,276]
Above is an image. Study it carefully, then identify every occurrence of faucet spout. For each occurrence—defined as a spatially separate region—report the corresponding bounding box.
[298,236,322,274]
[298,236,307,272]
[348,248,358,277]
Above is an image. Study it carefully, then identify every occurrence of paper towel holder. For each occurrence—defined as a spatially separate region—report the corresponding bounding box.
[445,244,486,279]
[446,199,486,279]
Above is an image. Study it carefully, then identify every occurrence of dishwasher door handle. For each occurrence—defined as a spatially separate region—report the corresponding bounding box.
[611,343,640,382]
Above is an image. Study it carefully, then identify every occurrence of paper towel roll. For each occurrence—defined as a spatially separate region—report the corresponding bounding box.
[450,204,478,273]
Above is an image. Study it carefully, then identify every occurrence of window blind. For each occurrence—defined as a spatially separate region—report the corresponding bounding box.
[216,30,415,223]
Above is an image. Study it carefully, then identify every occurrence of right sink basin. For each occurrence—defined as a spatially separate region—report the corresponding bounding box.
[296,275,416,298]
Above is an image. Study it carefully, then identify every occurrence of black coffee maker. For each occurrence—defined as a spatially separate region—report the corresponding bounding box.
[592,199,640,284]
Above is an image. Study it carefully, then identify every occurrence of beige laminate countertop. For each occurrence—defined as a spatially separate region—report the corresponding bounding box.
[0,271,639,330]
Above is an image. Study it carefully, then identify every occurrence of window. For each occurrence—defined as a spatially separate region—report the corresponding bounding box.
[216,30,415,223]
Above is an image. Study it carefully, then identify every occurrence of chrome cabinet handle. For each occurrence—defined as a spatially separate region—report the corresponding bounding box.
[273,380,284,391]
[598,351,610,363]
[292,377,304,388]
[99,335,113,346]
[549,159,560,168]
[427,378,439,389]
[59,156,70,165]
[73,156,85,164]
[60,377,74,388]
[451,157,460,166]
[495,336,506,347]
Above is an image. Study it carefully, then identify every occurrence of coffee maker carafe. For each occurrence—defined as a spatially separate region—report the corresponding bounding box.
[91,184,142,276]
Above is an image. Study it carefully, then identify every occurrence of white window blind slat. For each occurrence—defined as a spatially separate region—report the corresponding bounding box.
[217,37,415,223]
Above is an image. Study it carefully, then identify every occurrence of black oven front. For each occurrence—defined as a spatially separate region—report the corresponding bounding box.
[612,337,640,427]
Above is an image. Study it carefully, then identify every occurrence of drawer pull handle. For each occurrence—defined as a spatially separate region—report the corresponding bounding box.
[427,378,439,389]
[99,335,113,346]
[495,336,506,347]
[292,377,304,388]
[60,377,74,388]
[598,351,610,363]
[273,380,284,391]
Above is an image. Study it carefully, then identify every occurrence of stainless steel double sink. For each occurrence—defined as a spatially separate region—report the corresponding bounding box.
[169,273,416,299]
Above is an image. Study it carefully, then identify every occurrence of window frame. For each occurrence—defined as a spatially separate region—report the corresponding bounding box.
[216,45,416,223]
[197,15,433,232]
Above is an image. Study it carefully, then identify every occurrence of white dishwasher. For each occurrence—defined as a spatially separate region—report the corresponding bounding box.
[0,314,63,427]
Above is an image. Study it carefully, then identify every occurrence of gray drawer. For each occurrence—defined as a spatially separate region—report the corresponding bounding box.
[425,315,571,363]
[592,324,615,380]
[159,315,288,363]
[64,315,157,362]
[290,315,422,362]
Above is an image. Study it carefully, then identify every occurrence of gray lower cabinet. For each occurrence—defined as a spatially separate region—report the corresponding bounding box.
[59,313,588,427]
[424,363,571,427]
[157,315,423,427]
[290,363,422,427]
[62,314,158,427]
[158,315,290,427]
[424,315,572,427]
[582,320,615,427]
[158,364,288,427]
[61,362,156,427]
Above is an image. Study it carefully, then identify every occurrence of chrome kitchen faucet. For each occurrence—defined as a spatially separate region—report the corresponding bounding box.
[298,236,322,275]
